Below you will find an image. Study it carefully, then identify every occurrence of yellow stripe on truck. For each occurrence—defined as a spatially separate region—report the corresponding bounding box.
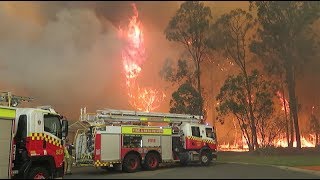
[0,107,16,119]
[122,126,172,135]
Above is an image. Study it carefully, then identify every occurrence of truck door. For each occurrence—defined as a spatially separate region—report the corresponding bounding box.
[0,108,15,179]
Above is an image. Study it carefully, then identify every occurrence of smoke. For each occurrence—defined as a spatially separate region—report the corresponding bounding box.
[0,2,128,120]
[0,1,184,120]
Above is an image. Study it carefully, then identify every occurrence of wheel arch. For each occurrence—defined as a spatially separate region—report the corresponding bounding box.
[29,155,56,178]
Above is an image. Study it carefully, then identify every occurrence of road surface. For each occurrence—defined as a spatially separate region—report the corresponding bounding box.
[64,162,320,179]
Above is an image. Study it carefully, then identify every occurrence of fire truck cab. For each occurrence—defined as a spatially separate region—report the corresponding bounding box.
[73,108,217,173]
[173,122,216,166]
[12,106,69,179]
[0,92,69,179]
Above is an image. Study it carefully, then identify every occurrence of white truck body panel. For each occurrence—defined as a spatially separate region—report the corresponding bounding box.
[161,136,172,161]
[100,133,121,161]
[0,118,14,179]
[142,136,160,147]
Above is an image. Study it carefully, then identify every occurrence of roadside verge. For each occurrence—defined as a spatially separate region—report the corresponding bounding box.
[221,161,320,176]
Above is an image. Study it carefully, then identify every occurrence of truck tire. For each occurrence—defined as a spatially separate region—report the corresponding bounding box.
[122,154,140,173]
[200,151,211,166]
[27,167,50,179]
[180,159,188,166]
[179,152,189,166]
[143,153,160,171]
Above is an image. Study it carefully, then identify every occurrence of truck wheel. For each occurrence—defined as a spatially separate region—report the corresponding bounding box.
[180,159,188,166]
[200,151,211,166]
[143,153,160,170]
[27,167,50,179]
[123,154,140,173]
[179,152,189,166]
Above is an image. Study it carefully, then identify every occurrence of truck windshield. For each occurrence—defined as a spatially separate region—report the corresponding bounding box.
[44,115,62,139]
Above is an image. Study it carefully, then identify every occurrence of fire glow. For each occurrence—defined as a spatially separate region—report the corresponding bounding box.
[218,135,317,152]
[218,91,316,151]
[119,4,165,112]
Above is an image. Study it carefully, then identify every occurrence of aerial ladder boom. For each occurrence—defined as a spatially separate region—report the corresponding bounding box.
[80,108,202,126]
[0,92,34,107]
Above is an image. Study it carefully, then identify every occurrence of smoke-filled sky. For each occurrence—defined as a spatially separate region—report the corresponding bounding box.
[1,1,319,141]
[0,1,249,121]
[0,1,183,121]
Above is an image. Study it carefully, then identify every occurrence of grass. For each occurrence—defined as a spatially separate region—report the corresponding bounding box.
[217,149,320,167]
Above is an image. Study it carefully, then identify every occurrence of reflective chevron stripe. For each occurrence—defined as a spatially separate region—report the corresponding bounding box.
[186,136,215,144]
[94,160,121,167]
[30,133,62,148]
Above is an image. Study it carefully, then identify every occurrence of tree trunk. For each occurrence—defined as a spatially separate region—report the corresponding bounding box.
[280,80,290,147]
[244,71,259,150]
[197,61,203,117]
[289,115,294,147]
[286,63,301,149]
[316,133,319,147]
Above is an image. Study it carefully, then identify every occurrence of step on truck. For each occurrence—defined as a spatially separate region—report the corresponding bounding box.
[0,92,69,179]
[73,108,217,173]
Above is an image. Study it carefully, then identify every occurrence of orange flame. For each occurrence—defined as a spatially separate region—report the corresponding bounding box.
[276,91,290,112]
[218,134,317,151]
[218,91,316,151]
[119,4,165,112]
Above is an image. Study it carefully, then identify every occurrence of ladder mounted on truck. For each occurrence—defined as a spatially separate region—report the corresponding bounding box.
[80,107,203,126]
[0,92,34,107]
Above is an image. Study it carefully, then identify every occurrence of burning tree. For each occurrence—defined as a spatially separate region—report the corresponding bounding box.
[119,4,165,112]
[309,108,320,147]
[165,1,212,117]
[207,9,259,150]
[216,70,276,151]
[249,1,320,149]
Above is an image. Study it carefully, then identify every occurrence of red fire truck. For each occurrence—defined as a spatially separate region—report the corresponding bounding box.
[0,92,69,179]
[73,108,217,173]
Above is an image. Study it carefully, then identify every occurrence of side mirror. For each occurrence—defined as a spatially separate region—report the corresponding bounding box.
[62,120,68,138]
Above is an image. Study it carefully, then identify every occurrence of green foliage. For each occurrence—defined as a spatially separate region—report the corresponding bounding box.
[216,70,276,147]
[164,1,212,116]
[160,58,202,115]
[250,1,320,148]
[169,82,203,115]
[250,1,320,74]
[165,1,212,56]
[216,70,275,123]
[159,58,194,85]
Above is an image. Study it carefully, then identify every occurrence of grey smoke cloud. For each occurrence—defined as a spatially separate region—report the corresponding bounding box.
[0,1,183,120]
[0,3,129,120]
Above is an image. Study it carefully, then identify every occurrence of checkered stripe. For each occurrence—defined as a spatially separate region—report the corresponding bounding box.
[94,160,120,167]
[187,136,215,144]
[30,133,62,148]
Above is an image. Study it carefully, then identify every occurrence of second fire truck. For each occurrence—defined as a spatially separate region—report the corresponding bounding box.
[73,108,217,173]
